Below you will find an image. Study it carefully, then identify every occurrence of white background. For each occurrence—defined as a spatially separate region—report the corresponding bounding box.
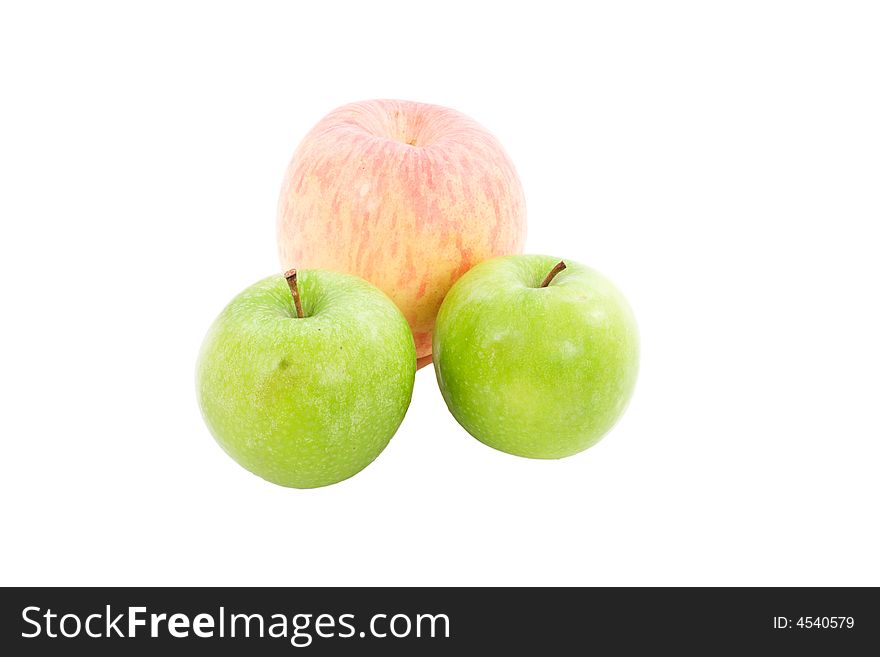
[2,1,878,586]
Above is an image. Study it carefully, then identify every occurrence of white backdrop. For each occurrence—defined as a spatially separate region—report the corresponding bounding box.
[2,1,878,586]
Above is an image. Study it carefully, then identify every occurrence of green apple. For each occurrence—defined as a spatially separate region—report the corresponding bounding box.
[196,269,416,488]
[432,255,639,459]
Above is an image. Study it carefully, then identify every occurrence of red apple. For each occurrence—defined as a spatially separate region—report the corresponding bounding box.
[277,99,526,365]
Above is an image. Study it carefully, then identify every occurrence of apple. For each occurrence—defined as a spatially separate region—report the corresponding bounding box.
[196,269,416,488]
[277,99,527,367]
[432,255,639,459]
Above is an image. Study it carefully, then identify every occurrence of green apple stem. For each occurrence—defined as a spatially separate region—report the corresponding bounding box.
[284,268,305,318]
[540,260,567,288]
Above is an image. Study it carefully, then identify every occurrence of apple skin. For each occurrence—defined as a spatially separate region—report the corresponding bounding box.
[277,99,527,365]
[432,255,639,459]
[196,270,416,488]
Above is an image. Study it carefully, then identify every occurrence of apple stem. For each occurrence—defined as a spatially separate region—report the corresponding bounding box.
[539,260,567,288]
[284,268,305,318]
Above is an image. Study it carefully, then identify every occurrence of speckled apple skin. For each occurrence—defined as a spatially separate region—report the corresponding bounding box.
[433,255,639,459]
[277,99,526,363]
[196,271,416,488]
